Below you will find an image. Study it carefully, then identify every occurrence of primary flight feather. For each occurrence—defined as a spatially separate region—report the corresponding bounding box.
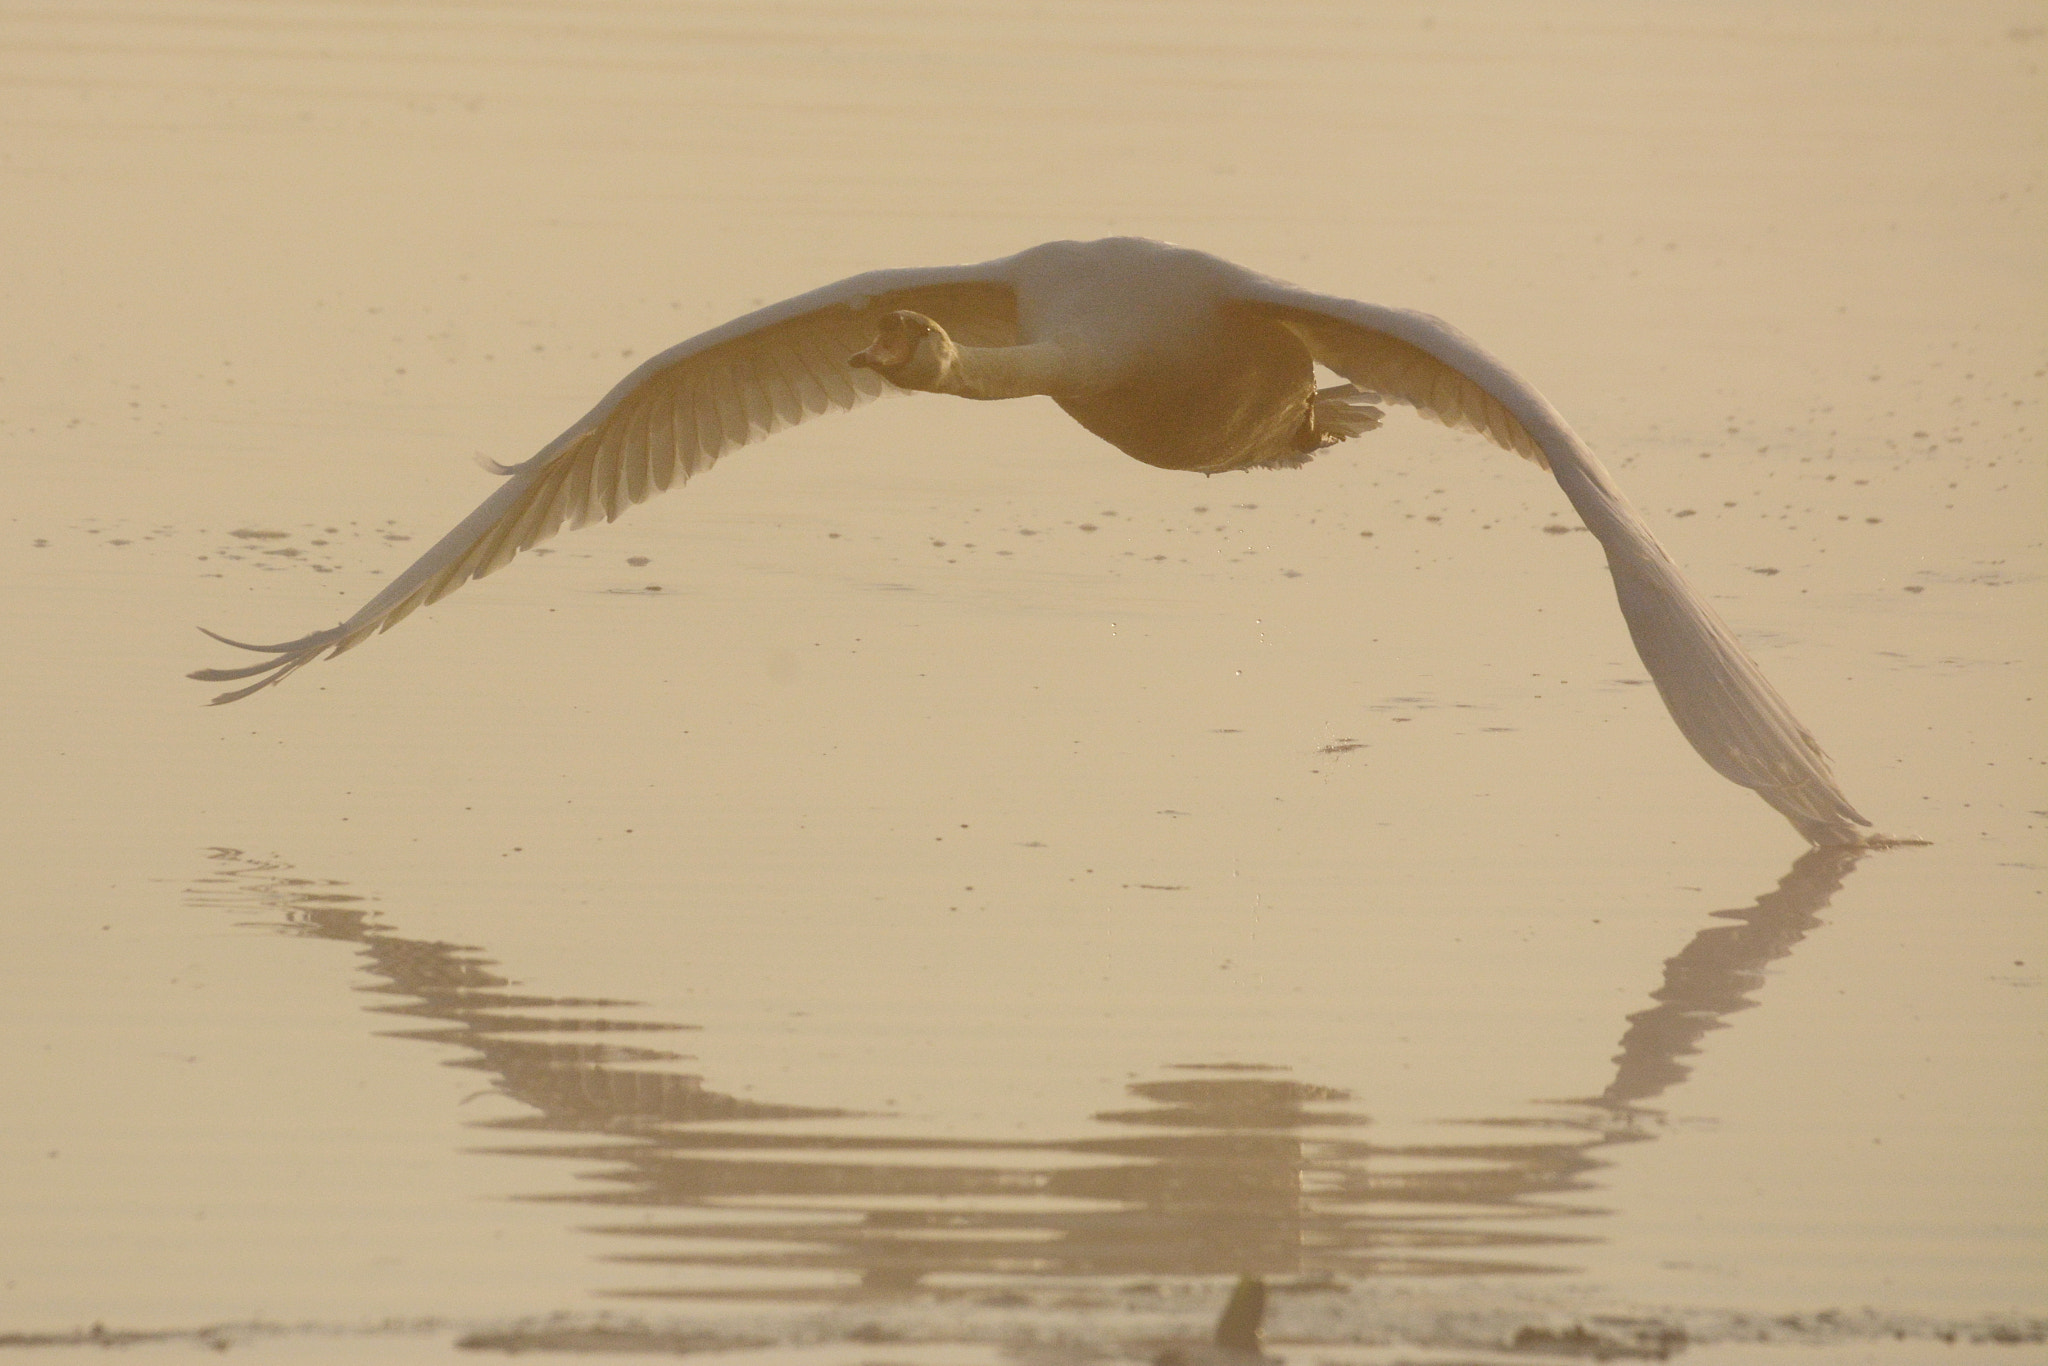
[193,237,1872,845]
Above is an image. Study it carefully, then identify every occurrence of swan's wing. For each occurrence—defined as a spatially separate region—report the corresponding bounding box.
[1231,280,1870,844]
[192,264,1020,703]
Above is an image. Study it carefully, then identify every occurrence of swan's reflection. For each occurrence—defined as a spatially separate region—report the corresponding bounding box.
[191,845,1861,1297]
[1598,846,1863,1109]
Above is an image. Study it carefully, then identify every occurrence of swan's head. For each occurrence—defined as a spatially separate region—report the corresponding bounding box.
[850,310,956,391]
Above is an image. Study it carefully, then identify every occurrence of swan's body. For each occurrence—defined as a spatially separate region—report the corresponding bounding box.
[194,238,1872,845]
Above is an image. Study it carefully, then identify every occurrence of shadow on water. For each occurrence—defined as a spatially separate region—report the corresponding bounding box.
[188,846,1863,1301]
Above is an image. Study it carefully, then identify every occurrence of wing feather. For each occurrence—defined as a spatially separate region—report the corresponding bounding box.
[808,331,866,408]
[646,389,679,494]
[701,360,743,456]
[764,346,806,428]
[592,397,635,521]
[193,265,1021,703]
[1232,280,1868,844]
[500,454,572,567]
[688,374,725,473]
[783,340,833,417]
[621,389,654,509]
[735,351,774,439]
[562,423,601,530]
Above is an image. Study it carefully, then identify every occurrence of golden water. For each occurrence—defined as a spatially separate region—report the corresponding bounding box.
[2,2,2041,1358]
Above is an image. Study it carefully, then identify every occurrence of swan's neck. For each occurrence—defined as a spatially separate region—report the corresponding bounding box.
[934,338,1071,401]
[853,311,1082,402]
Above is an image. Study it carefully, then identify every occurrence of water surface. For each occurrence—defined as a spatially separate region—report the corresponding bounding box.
[1,2,2042,1359]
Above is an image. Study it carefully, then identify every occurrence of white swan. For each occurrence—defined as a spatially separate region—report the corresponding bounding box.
[193,237,1871,845]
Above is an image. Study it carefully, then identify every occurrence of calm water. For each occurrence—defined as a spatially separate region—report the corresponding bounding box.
[2,2,2042,1360]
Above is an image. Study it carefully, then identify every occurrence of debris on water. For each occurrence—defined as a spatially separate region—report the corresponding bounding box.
[1509,1317,1688,1360]
[1154,1275,1274,1365]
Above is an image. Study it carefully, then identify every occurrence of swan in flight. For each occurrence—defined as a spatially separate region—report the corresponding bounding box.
[194,237,1871,845]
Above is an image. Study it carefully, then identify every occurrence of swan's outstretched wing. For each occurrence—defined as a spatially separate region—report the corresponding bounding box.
[1230,280,1870,845]
[193,265,1020,703]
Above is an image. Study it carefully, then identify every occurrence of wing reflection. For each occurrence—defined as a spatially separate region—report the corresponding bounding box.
[1598,845,1865,1109]
[190,844,1860,1296]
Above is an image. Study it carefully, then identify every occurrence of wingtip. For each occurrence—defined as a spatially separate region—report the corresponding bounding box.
[197,624,338,654]
[192,624,345,702]
[200,671,292,706]
[1858,832,1935,850]
[1790,815,1931,850]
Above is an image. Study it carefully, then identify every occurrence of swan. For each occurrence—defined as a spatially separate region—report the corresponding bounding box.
[193,237,1872,845]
